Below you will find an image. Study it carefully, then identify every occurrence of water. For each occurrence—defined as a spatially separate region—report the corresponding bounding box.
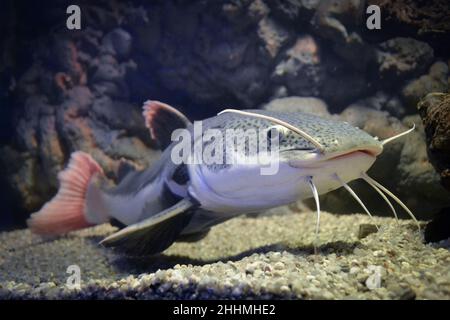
[0,0,449,300]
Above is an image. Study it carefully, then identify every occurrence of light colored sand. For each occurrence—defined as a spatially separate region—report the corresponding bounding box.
[0,209,449,299]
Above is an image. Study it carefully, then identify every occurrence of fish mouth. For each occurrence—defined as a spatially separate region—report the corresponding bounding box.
[287,145,382,169]
[326,147,381,160]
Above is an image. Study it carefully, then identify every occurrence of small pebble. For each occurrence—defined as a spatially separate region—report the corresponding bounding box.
[358,224,378,239]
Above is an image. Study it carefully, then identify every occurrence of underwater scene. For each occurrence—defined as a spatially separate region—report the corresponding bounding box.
[0,0,449,301]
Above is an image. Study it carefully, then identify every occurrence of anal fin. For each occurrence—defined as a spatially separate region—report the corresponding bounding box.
[100,198,196,256]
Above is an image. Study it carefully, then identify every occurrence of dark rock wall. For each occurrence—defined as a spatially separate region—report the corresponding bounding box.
[0,0,449,229]
[418,93,450,191]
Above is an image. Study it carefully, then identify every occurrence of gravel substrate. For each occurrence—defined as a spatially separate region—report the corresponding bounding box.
[1,209,449,299]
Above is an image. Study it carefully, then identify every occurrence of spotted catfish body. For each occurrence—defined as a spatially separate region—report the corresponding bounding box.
[186,109,381,214]
[27,100,416,256]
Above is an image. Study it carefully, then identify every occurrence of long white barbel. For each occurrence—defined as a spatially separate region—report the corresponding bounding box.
[218,109,325,153]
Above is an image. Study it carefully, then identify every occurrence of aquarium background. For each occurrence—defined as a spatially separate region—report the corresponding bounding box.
[0,0,449,232]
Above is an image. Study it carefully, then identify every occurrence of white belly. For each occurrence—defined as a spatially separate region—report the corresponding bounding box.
[187,151,376,214]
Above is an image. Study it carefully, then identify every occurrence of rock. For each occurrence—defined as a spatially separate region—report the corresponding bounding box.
[376,37,434,81]
[91,97,147,134]
[321,60,372,111]
[311,0,372,69]
[102,28,133,60]
[417,92,450,191]
[124,6,160,56]
[263,96,330,117]
[339,105,398,133]
[394,115,450,217]
[272,35,324,97]
[383,96,406,118]
[402,62,449,112]
[396,287,416,300]
[257,17,290,58]
[37,114,65,188]
[376,0,450,35]
[358,224,378,239]
[0,31,159,216]
[424,209,450,243]
[270,0,319,22]
[47,39,87,86]
[246,0,270,21]
[124,1,275,109]
[348,91,407,118]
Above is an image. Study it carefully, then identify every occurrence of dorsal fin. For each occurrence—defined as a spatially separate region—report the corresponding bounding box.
[142,100,192,150]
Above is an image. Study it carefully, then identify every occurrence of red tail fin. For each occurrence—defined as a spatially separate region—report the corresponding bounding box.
[27,151,104,235]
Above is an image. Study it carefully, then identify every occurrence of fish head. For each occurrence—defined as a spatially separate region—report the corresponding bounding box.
[208,109,383,171]
[186,110,383,213]
[270,110,383,196]
[268,110,383,167]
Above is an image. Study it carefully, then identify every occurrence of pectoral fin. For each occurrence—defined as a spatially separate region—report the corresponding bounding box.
[100,198,196,256]
[176,229,211,242]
